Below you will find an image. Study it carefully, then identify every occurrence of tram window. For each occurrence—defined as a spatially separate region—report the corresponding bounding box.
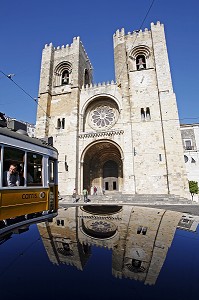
[49,160,55,182]
[3,147,25,186]
[27,152,42,186]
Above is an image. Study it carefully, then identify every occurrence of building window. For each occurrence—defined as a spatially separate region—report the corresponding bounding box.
[184,140,193,150]
[141,108,145,121]
[57,118,61,129]
[146,107,151,120]
[136,55,146,70]
[61,118,65,129]
[191,157,196,163]
[141,108,151,121]
[137,226,147,235]
[54,61,72,86]
[159,154,162,161]
[90,105,117,129]
[84,69,90,86]
[57,118,65,129]
[126,259,145,273]
[184,155,188,163]
[62,70,69,85]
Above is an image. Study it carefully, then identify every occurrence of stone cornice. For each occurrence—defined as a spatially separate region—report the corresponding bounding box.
[79,129,124,139]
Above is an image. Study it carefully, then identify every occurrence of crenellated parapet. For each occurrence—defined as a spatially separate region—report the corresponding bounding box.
[80,80,122,117]
[44,36,80,51]
[113,27,125,38]
[113,21,163,47]
[43,37,92,69]
[81,80,116,91]
[151,20,164,29]
[44,37,77,55]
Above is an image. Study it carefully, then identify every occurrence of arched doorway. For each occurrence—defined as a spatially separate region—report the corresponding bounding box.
[103,160,118,191]
[82,141,123,194]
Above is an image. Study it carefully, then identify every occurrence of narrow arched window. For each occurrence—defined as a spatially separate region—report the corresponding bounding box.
[54,61,72,86]
[141,108,145,121]
[191,157,196,163]
[62,70,69,85]
[146,107,151,120]
[62,118,65,129]
[136,55,146,70]
[84,69,90,86]
[57,118,61,129]
[184,155,188,163]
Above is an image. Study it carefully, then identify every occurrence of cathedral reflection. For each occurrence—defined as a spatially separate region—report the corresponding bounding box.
[37,205,185,285]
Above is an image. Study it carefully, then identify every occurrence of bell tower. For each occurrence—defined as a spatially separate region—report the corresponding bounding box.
[113,21,189,198]
[36,37,92,194]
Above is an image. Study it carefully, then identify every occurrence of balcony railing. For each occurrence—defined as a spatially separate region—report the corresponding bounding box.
[184,145,194,150]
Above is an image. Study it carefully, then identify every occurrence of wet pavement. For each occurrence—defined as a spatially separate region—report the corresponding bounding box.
[58,194,199,216]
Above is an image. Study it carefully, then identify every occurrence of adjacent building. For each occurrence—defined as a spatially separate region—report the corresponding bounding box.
[0,113,36,137]
[180,123,199,201]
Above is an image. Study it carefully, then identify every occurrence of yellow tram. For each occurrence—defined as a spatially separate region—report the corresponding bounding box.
[0,125,58,232]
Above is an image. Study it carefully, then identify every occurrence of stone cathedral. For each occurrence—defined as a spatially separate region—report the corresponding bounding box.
[36,21,189,199]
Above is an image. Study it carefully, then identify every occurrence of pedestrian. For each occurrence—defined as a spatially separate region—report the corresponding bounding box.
[58,191,63,200]
[72,188,77,202]
[83,188,88,202]
[94,186,97,195]
[102,187,105,195]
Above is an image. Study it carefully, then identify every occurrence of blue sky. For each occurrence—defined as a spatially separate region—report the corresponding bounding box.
[0,0,199,125]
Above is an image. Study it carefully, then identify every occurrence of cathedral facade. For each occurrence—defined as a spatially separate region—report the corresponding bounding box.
[36,21,189,198]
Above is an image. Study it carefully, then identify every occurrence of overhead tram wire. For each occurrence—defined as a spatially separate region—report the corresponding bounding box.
[0,70,55,126]
[1,70,198,125]
[4,67,197,125]
[109,1,199,137]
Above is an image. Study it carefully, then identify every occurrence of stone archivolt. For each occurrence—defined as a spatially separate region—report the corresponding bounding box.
[129,45,151,60]
[79,129,124,139]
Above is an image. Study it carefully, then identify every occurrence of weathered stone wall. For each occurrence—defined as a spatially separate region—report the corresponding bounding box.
[113,21,189,197]
[36,22,189,198]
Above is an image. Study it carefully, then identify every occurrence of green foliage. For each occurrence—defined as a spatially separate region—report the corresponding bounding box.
[189,181,198,200]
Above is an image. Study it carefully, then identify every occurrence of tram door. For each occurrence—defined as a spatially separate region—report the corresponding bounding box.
[103,160,118,191]
[49,159,58,211]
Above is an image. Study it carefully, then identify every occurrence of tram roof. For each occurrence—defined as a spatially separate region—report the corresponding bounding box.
[0,127,58,152]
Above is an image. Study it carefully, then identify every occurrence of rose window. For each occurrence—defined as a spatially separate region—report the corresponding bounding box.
[90,221,113,232]
[83,219,117,238]
[90,105,116,129]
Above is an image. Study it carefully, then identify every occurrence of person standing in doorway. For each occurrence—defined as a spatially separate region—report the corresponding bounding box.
[72,188,77,202]
[83,188,88,202]
[94,186,97,195]
[72,188,79,203]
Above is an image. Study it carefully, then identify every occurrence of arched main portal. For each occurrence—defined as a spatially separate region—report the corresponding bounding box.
[82,141,123,195]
